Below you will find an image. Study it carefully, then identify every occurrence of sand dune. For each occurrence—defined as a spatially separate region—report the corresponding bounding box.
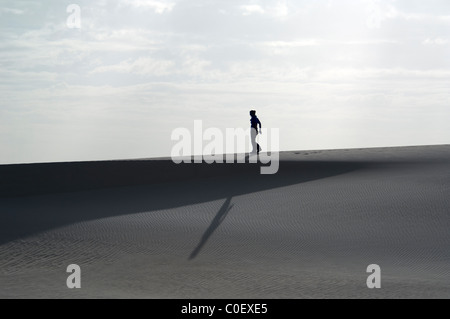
[0,145,449,298]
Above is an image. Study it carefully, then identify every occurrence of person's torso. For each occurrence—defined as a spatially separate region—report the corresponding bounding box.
[250,116,259,128]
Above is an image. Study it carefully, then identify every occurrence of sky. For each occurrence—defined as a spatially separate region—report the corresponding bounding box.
[1,0,449,164]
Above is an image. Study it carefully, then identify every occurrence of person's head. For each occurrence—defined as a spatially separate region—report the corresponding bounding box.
[250,110,256,117]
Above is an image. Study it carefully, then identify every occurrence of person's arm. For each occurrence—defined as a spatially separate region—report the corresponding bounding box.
[258,119,262,133]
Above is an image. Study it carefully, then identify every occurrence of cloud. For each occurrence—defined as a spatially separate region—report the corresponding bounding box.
[120,0,176,14]
[240,0,290,19]
[262,40,319,47]
[240,5,265,16]
[423,38,449,45]
[91,57,175,76]
[365,0,398,29]
[260,38,398,48]
[314,67,450,82]
[0,7,25,15]
[365,0,450,29]
[273,0,289,18]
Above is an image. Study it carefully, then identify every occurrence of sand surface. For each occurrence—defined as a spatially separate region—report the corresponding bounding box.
[1,145,449,298]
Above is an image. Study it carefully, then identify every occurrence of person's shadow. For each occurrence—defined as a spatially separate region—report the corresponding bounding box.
[189,197,233,260]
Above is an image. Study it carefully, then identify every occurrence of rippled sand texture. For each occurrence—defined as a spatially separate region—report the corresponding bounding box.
[1,145,449,298]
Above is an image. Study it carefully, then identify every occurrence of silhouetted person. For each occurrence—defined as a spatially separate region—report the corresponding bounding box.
[250,110,262,154]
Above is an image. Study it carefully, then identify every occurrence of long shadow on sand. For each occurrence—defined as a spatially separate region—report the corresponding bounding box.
[189,196,234,260]
[0,160,371,246]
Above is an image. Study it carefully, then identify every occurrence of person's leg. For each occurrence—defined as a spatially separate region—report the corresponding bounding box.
[251,128,258,153]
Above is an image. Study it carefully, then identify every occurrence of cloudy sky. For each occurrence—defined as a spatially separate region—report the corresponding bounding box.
[1,0,449,164]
